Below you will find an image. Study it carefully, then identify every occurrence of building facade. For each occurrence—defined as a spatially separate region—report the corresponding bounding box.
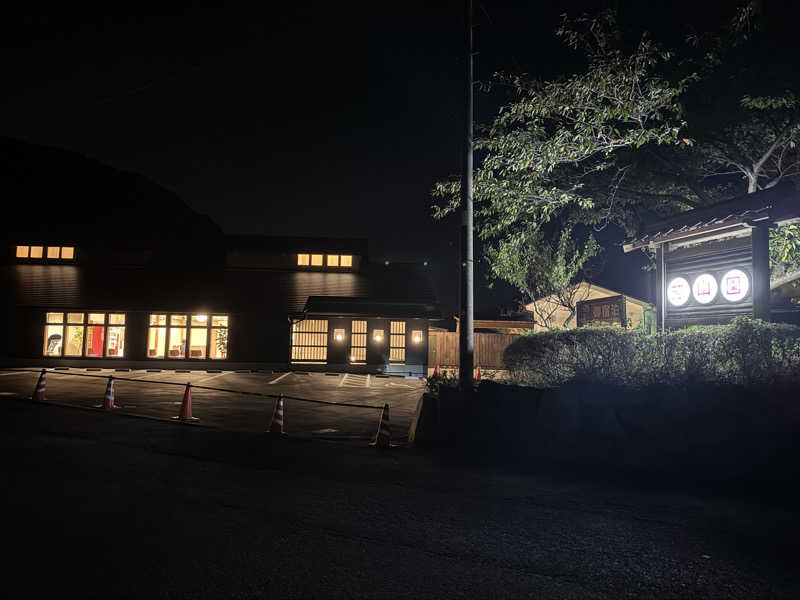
[1,238,439,377]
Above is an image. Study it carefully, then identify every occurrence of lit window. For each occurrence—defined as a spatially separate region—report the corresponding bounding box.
[44,312,126,358]
[291,319,328,363]
[30,246,43,259]
[390,321,406,363]
[148,315,167,358]
[327,255,340,267]
[209,315,229,359]
[149,313,228,360]
[297,254,310,266]
[47,247,60,259]
[340,255,353,267]
[350,320,367,363]
[16,246,29,258]
[411,330,423,344]
[43,313,64,357]
[61,247,75,260]
[310,254,324,266]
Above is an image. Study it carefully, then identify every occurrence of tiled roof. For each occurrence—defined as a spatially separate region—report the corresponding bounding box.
[623,183,800,252]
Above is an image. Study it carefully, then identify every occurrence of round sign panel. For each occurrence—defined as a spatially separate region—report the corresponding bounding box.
[721,269,749,302]
[692,273,718,304]
[667,277,691,306]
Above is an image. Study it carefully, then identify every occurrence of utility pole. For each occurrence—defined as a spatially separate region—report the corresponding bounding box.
[459,0,474,394]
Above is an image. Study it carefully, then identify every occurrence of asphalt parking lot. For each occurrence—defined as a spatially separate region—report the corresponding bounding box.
[0,368,425,441]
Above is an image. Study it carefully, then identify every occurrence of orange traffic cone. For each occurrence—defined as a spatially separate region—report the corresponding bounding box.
[475,365,482,381]
[31,369,47,401]
[268,394,285,434]
[99,376,117,410]
[370,403,391,447]
[174,383,198,421]
[434,364,441,377]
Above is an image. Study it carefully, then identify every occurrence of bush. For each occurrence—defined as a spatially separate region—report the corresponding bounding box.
[504,317,800,388]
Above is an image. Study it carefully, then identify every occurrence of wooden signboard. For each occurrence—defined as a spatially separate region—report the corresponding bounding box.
[576,295,627,327]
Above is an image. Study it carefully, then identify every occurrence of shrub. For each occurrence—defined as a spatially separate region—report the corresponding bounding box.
[503,317,800,388]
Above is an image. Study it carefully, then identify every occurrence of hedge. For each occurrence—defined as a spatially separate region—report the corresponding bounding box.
[503,317,800,388]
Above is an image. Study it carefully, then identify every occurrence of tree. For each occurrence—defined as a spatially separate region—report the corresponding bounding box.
[433,5,800,309]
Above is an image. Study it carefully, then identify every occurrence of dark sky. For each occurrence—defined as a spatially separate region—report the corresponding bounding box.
[0,1,776,316]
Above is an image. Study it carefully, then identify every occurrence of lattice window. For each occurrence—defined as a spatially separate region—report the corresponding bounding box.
[350,319,367,363]
[291,319,328,363]
[389,320,406,363]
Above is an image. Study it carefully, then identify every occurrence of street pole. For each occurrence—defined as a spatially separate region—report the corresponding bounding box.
[459,0,474,394]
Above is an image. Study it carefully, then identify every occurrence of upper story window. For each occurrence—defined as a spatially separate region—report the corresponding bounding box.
[296,253,353,268]
[17,245,75,261]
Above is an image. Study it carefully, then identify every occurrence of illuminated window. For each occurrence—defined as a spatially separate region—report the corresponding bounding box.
[327,255,339,267]
[310,254,324,266]
[30,246,43,259]
[43,312,126,358]
[209,316,229,359]
[340,255,353,267]
[350,320,367,363]
[297,254,310,266]
[43,313,64,356]
[390,321,406,363]
[148,313,228,360]
[16,246,29,258]
[411,330,423,344]
[61,247,75,259]
[47,247,60,259]
[291,319,328,363]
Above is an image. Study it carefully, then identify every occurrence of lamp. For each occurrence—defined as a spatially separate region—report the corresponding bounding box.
[373,329,384,343]
[412,330,423,344]
[334,328,345,342]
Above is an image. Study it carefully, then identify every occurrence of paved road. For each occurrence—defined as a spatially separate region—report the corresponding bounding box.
[1,397,799,599]
[0,368,424,440]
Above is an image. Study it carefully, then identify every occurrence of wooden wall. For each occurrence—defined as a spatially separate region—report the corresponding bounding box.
[428,330,517,369]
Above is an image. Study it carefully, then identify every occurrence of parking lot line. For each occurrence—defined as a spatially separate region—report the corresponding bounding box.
[268,371,291,385]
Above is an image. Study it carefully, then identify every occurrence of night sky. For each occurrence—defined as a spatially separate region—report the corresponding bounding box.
[0,1,775,317]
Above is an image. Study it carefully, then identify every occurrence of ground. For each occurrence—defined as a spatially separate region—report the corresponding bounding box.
[0,368,424,440]
[1,371,799,598]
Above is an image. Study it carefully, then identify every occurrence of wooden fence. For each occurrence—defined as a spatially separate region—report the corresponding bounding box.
[428,330,517,369]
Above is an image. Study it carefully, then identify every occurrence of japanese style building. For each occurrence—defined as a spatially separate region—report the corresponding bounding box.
[0,138,439,376]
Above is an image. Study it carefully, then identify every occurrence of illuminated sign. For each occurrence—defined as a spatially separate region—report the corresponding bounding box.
[692,273,718,304]
[721,269,749,302]
[576,295,625,327]
[667,277,691,306]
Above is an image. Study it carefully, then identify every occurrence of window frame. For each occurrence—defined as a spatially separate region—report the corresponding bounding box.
[350,319,367,364]
[290,318,328,363]
[389,320,406,364]
[147,313,230,361]
[42,311,127,359]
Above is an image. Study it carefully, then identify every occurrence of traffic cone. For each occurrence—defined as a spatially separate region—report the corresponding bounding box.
[174,383,198,421]
[100,376,117,410]
[370,403,391,447]
[31,369,47,401]
[434,364,441,377]
[475,365,482,381]
[268,394,285,434]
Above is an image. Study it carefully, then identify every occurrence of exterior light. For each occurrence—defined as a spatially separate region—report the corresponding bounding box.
[334,328,345,342]
[373,329,384,343]
[721,269,749,302]
[384,260,390,266]
[692,273,718,304]
[411,330,423,343]
[666,277,690,307]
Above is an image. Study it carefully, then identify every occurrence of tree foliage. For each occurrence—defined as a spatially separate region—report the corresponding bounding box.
[434,4,800,306]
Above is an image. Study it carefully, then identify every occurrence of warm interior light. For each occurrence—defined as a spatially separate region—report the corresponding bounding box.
[195,315,208,322]
[30,246,43,258]
[47,246,60,259]
[61,247,75,259]
[16,246,29,258]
